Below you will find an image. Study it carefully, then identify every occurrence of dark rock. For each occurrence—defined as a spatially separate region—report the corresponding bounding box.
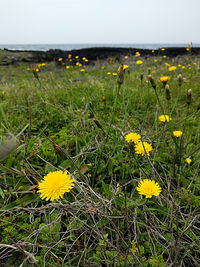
[0,46,200,65]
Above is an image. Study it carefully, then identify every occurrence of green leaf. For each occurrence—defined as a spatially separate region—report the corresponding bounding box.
[0,187,5,199]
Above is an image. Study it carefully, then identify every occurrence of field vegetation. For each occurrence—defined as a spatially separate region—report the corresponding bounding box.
[0,48,200,266]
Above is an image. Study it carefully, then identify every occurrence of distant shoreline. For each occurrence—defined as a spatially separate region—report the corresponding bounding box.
[0,46,200,65]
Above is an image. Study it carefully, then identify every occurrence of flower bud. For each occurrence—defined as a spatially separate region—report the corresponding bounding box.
[177,74,183,87]
[165,84,171,101]
[187,89,192,105]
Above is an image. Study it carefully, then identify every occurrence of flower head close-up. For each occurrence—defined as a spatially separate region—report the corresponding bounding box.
[135,141,153,156]
[173,131,183,138]
[136,179,161,198]
[168,66,177,71]
[125,132,141,144]
[160,76,170,84]
[185,158,192,165]
[38,170,75,201]
[136,60,143,65]
[158,115,171,123]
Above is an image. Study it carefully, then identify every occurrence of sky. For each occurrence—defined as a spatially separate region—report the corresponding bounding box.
[1,0,200,44]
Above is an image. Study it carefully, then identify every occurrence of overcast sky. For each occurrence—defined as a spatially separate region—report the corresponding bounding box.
[1,0,200,44]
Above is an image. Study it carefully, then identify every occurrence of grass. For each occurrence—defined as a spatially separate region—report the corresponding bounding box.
[0,52,200,266]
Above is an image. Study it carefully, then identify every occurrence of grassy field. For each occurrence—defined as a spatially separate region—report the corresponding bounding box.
[0,51,200,266]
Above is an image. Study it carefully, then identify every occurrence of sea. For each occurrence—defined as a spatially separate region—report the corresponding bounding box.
[0,43,200,51]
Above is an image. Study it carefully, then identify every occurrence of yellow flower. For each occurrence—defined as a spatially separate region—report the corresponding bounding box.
[173,131,183,138]
[38,170,74,201]
[193,62,197,65]
[1,91,5,95]
[27,67,30,71]
[66,66,70,69]
[125,132,141,144]
[160,76,170,83]
[75,56,79,59]
[158,115,171,123]
[36,68,39,72]
[82,57,86,60]
[68,54,72,59]
[152,50,155,53]
[124,56,128,59]
[85,59,88,62]
[186,48,190,51]
[168,66,177,71]
[118,64,129,72]
[58,58,63,61]
[135,52,140,57]
[76,62,80,66]
[112,72,118,76]
[182,66,185,69]
[136,60,143,65]
[185,158,192,165]
[165,63,170,67]
[154,59,158,62]
[136,179,161,198]
[161,48,165,51]
[151,70,156,74]
[135,141,153,156]
[107,72,111,75]
[163,55,167,59]
[178,64,182,67]
[80,69,85,72]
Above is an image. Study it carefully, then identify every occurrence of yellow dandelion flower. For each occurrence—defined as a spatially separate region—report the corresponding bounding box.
[38,170,74,201]
[158,115,171,123]
[136,179,161,198]
[165,62,171,67]
[112,72,118,76]
[182,66,185,69]
[27,67,30,71]
[161,48,165,51]
[185,158,192,165]
[80,69,85,72]
[82,57,86,60]
[66,66,70,69]
[173,131,183,138]
[178,64,182,67]
[152,70,156,74]
[163,55,167,59]
[160,76,170,84]
[136,60,143,65]
[125,132,141,144]
[186,48,190,51]
[107,72,111,75]
[152,50,155,53]
[193,62,197,65]
[135,52,140,57]
[68,54,72,59]
[85,59,88,62]
[76,62,80,66]
[36,68,39,72]
[1,91,5,95]
[154,59,158,62]
[124,56,128,59]
[58,58,63,61]
[135,141,153,156]
[168,66,177,71]
[75,56,79,59]
[118,64,129,72]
